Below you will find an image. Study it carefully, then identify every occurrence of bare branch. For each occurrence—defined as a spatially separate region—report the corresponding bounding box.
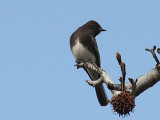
[134,67,160,97]
[74,45,160,104]
[75,60,122,95]
[86,77,103,87]
[145,45,159,64]
[75,59,101,74]
[128,78,138,97]
[116,52,126,92]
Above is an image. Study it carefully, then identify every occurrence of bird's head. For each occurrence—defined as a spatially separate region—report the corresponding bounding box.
[84,20,106,37]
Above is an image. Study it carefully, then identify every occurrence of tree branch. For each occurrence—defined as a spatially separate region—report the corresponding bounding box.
[74,46,160,102]
[145,45,159,65]
[116,52,126,92]
[128,78,138,97]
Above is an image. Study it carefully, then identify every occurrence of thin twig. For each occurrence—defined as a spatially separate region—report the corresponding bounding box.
[116,52,126,92]
[145,45,159,64]
[86,77,103,87]
[128,78,138,97]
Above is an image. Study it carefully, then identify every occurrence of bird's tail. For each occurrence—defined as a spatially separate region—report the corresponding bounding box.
[84,68,108,106]
[95,85,108,106]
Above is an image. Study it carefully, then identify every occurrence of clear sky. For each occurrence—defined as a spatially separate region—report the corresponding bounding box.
[0,0,160,120]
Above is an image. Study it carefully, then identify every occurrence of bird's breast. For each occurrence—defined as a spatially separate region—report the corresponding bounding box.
[72,37,96,62]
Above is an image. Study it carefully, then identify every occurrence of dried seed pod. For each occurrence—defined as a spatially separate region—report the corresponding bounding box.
[111,91,135,117]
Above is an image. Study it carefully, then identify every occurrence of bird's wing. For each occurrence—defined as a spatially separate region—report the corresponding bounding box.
[89,35,101,67]
[80,34,101,67]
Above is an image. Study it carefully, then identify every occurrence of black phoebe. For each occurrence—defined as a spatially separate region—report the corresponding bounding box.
[70,20,108,106]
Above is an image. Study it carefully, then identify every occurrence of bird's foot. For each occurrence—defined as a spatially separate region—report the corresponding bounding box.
[74,58,85,69]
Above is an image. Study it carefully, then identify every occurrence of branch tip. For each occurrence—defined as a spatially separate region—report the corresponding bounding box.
[145,45,159,64]
[116,52,126,92]
[153,45,156,50]
[116,52,122,65]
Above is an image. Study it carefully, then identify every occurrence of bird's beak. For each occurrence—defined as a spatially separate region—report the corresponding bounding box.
[100,28,107,31]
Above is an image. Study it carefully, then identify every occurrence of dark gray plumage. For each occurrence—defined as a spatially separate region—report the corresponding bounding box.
[70,20,108,106]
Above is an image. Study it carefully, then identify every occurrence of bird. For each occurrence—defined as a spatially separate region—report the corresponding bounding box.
[70,20,108,106]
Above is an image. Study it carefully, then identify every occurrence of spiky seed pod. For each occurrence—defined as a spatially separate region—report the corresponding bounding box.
[111,91,135,117]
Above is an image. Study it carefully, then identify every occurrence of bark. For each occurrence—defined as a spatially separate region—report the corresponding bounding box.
[75,46,160,102]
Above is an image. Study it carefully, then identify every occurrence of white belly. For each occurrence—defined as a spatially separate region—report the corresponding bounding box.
[72,37,96,62]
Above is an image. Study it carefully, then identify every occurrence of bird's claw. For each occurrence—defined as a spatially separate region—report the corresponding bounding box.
[74,58,84,69]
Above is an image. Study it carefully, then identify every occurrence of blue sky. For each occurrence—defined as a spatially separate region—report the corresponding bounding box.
[0,0,160,120]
